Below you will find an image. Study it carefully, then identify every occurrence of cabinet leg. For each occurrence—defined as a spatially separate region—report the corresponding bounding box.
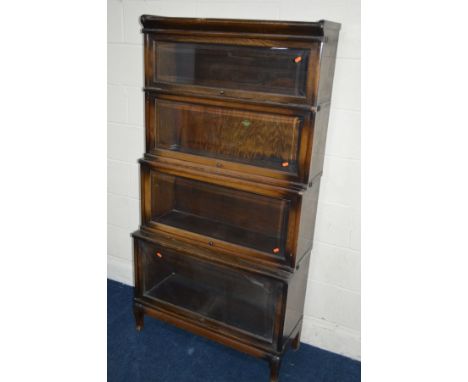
[292,329,302,351]
[269,356,282,382]
[134,305,144,332]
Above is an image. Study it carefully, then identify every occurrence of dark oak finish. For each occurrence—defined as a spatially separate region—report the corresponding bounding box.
[132,15,340,381]
[140,160,300,268]
[148,95,305,174]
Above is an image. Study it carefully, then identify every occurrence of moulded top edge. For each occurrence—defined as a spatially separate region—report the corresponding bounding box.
[140,15,341,37]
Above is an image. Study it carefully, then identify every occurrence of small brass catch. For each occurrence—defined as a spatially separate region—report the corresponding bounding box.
[156,252,162,258]
[294,56,302,63]
[273,247,280,254]
[281,161,289,167]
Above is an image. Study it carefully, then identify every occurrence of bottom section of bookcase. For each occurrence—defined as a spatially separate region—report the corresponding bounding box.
[132,232,310,381]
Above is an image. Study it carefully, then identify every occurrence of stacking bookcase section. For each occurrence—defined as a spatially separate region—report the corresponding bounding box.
[144,93,312,185]
[134,15,340,382]
[133,230,311,353]
[145,37,316,105]
[139,160,320,270]
[134,233,283,345]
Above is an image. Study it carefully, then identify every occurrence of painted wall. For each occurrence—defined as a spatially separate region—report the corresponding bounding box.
[108,0,360,360]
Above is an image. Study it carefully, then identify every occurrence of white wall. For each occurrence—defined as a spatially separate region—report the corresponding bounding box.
[107,0,360,360]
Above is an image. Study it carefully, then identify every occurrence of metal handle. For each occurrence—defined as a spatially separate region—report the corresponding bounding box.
[241,119,251,127]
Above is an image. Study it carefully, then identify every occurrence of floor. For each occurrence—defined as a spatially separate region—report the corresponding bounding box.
[108,279,361,382]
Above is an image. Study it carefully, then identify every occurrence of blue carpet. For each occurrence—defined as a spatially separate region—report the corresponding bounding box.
[108,279,360,382]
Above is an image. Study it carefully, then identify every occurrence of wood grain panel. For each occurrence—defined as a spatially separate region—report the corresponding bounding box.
[155,99,302,172]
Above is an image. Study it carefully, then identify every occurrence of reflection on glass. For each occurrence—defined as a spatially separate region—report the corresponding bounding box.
[140,241,282,341]
[150,171,289,255]
[155,42,309,96]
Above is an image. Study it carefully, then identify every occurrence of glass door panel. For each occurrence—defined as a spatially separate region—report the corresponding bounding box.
[153,42,309,97]
[153,99,303,173]
[148,171,290,257]
[139,240,283,342]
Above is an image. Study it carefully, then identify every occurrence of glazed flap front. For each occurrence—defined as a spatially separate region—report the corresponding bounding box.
[145,94,314,183]
[145,35,321,105]
[135,236,286,347]
[139,162,305,268]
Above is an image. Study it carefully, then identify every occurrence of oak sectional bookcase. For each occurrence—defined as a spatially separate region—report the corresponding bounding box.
[132,15,340,382]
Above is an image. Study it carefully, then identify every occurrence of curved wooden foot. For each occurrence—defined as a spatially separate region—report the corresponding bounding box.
[292,330,301,351]
[269,356,282,382]
[134,305,144,332]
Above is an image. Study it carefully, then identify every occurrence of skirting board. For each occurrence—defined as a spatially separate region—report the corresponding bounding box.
[301,315,361,360]
[107,255,134,286]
